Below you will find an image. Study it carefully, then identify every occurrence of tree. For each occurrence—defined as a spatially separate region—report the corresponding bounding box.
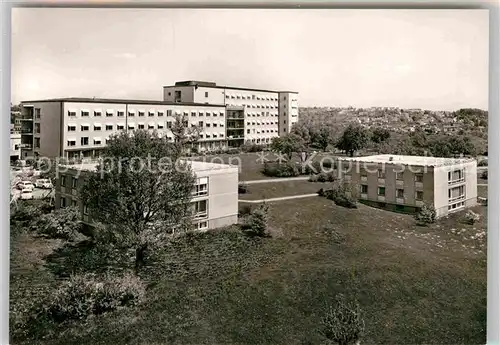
[415,203,436,226]
[270,133,306,160]
[245,202,269,237]
[290,123,312,146]
[80,130,197,274]
[34,206,82,241]
[171,113,202,155]
[335,124,369,157]
[314,126,335,152]
[320,294,365,345]
[370,127,391,144]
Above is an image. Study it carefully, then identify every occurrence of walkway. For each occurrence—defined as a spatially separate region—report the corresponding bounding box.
[239,193,319,204]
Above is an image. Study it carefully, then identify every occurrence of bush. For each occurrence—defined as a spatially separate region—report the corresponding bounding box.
[245,203,269,237]
[241,143,267,153]
[262,161,300,178]
[415,203,437,226]
[304,161,336,175]
[320,294,365,345]
[10,201,54,226]
[33,206,82,241]
[321,224,346,244]
[322,180,358,208]
[238,183,248,194]
[318,188,325,197]
[481,170,487,180]
[478,159,488,166]
[42,273,144,322]
[238,204,253,217]
[309,174,319,182]
[463,210,480,225]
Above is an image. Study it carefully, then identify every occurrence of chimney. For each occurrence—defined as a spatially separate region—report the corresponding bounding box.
[389,156,394,162]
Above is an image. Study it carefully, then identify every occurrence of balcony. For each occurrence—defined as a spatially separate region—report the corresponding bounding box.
[227,116,244,120]
[227,135,244,140]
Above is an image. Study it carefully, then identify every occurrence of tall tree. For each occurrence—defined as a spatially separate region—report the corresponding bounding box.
[270,133,306,160]
[335,124,369,157]
[171,113,202,155]
[370,127,391,144]
[80,130,196,274]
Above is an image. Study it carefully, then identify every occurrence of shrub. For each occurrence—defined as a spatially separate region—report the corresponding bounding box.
[309,175,319,182]
[481,170,487,180]
[317,172,328,182]
[245,203,269,237]
[322,180,359,208]
[262,161,300,178]
[320,294,365,345]
[42,273,145,322]
[318,188,325,197]
[33,206,82,241]
[238,183,248,194]
[321,224,346,244]
[10,201,54,226]
[415,203,437,226]
[463,210,480,225]
[238,204,253,217]
[478,159,488,166]
[241,143,267,153]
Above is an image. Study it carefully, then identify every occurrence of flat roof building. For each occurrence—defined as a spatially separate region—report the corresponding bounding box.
[20,81,299,159]
[55,160,239,231]
[336,154,477,218]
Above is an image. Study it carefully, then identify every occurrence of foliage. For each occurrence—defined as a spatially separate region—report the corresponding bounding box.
[11,201,54,226]
[34,206,82,241]
[335,124,369,157]
[415,203,437,226]
[481,170,488,180]
[371,127,391,144]
[238,183,248,194]
[319,294,365,345]
[238,204,253,217]
[245,203,269,237]
[313,127,335,151]
[262,161,301,178]
[171,113,201,155]
[463,210,480,225]
[79,130,196,274]
[321,180,359,208]
[310,171,337,183]
[241,143,268,153]
[477,159,488,167]
[270,133,306,160]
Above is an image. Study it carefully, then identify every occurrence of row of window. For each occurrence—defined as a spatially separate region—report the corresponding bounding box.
[68,109,225,118]
[448,169,465,184]
[358,170,424,183]
[246,121,278,126]
[360,184,424,200]
[226,94,279,101]
[246,129,277,134]
[247,138,274,144]
[68,121,228,132]
[227,103,279,109]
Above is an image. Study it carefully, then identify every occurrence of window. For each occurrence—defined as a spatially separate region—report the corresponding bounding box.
[193,178,208,196]
[191,111,196,117]
[247,129,250,134]
[138,124,145,129]
[396,171,404,180]
[448,169,465,184]
[167,121,172,129]
[415,191,424,200]
[449,185,465,202]
[94,139,101,145]
[197,221,208,230]
[198,121,204,127]
[72,199,78,207]
[117,125,125,130]
[60,175,66,187]
[415,174,423,183]
[206,123,211,128]
[138,111,145,117]
[396,189,404,198]
[166,110,172,116]
[205,91,209,98]
[128,125,135,130]
[106,111,113,117]
[35,108,41,118]
[67,125,76,132]
[72,177,78,189]
[81,125,89,131]
[149,112,155,117]
[117,111,125,117]
[60,197,66,208]
[81,137,89,146]
[68,111,77,117]
[105,125,113,131]
[378,169,385,179]
[168,92,171,96]
[193,199,208,218]
[67,140,76,146]
[94,111,102,117]
[148,124,155,129]
[377,187,385,196]
[35,138,40,148]
[157,124,164,129]
[361,185,368,194]
[158,111,164,117]
[94,125,101,131]
[213,123,218,128]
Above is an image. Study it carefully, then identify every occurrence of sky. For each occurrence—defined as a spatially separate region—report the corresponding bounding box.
[11,8,489,110]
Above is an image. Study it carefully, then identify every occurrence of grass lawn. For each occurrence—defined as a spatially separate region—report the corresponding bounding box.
[11,197,486,345]
[478,185,487,198]
[239,180,330,200]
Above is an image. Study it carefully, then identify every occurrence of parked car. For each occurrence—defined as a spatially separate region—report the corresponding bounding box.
[19,188,33,200]
[17,181,34,191]
[35,179,53,189]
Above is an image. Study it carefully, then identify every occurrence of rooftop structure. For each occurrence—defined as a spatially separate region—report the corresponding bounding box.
[340,154,475,167]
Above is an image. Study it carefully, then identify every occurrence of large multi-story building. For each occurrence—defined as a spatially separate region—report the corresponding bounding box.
[336,154,477,218]
[55,160,239,231]
[20,81,299,159]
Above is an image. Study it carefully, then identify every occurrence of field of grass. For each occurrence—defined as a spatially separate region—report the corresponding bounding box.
[239,180,330,200]
[11,197,487,345]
